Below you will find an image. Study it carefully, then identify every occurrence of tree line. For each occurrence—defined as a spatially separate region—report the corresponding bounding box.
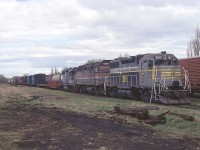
[0,74,8,83]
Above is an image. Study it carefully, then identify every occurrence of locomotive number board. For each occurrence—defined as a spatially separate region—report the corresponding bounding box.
[154,55,172,60]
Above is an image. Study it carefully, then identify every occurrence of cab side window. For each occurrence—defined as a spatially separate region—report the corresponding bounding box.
[148,60,153,69]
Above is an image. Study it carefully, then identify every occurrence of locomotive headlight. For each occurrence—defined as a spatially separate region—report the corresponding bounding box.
[165,87,168,90]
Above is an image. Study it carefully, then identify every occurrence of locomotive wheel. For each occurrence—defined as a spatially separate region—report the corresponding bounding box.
[95,86,99,95]
[98,86,104,95]
[141,90,151,102]
[109,88,117,97]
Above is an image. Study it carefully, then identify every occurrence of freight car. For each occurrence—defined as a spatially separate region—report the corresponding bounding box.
[179,56,200,94]
[18,76,25,85]
[35,74,46,87]
[27,75,33,86]
[11,76,19,86]
[48,73,62,89]
[31,74,46,87]
[104,51,191,104]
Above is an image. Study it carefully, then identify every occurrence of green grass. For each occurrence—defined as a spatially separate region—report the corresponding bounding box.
[8,86,200,139]
[0,131,22,150]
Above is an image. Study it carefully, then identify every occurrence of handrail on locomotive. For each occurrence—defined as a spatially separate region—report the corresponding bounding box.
[150,66,191,104]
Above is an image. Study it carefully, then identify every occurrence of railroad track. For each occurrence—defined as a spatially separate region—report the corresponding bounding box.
[175,104,200,110]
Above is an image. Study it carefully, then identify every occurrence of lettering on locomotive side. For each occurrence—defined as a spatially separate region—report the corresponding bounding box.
[121,76,128,82]
[171,68,175,76]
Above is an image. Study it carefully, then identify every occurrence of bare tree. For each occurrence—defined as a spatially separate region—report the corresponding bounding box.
[55,67,58,74]
[85,59,102,64]
[187,26,200,57]
[51,67,54,75]
[0,74,8,83]
[118,53,130,58]
[124,53,130,57]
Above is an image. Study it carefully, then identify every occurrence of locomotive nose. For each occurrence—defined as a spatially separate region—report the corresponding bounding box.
[152,66,191,104]
[154,66,182,88]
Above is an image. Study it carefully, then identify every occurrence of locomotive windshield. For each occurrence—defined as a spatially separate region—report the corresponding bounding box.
[155,59,172,66]
[154,55,179,66]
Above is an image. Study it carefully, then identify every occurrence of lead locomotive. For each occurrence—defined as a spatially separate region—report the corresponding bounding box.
[105,51,190,104]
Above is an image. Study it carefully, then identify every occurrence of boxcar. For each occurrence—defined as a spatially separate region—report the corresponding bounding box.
[27,75,32,86]
[32,74,46,86]
[18,76,25,85]
[179,56,200,94]
[45,74,52,84]
[24,76,29,85]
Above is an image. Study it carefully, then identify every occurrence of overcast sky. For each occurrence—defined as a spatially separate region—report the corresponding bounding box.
[0,0,199,77]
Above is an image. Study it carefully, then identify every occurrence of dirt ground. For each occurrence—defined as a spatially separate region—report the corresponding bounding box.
[0,84,200,150]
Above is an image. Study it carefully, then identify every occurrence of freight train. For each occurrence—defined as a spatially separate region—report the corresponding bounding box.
[10,51,191,104]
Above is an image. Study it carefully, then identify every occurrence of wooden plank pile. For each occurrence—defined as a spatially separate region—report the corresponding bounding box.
[113,106,194,125]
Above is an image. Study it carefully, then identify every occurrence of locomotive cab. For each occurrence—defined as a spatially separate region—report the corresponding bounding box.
[61,67,77,91]
[139,51,191,104]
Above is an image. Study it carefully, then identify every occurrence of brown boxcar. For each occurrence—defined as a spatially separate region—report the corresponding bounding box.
[18,76,25,85]
[45,74,52,83]
[179,56,200,93]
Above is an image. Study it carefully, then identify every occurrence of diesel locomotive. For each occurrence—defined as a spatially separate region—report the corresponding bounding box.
[105,51,191,104]
[61,60,111,95]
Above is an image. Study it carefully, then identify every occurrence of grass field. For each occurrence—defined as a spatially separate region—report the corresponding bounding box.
[3,84,199,139]
[1,84,200,149]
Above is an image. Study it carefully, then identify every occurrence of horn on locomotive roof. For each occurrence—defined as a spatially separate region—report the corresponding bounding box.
[161,51,166,54]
